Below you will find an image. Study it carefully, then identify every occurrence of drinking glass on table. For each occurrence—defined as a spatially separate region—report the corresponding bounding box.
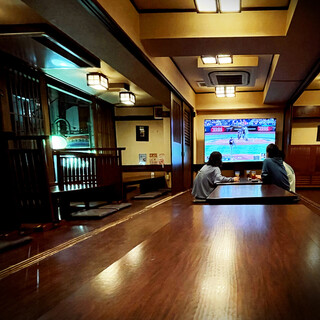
[251,170,257,179]
[234,171,240,182]
[245,170,251,180]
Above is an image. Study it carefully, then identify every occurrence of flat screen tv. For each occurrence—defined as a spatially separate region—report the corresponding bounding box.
[204,118,276,162]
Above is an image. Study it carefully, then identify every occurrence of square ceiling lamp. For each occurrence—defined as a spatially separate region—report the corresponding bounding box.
[87,72,109,90]
[225,86,236,97]
[217,54,233,64]
[201,54,232,64]
[195,0,217,12]
[215,86,235,97]
[119,91,136,105]
[215,86,226,98]
[201,55,217,64]
[219,0,241,13]
[195,0,240,13]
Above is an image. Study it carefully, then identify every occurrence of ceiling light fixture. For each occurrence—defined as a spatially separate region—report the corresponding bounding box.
[215,86,236,98]
[215,86,226,98]
[217,54,233,64]
[225,86,236,97]
[199,54,233,65]
[87,72,109,90]
[119,91,136,105]
[201,55,217,64]
[195,0,241,13]
[219,0,241,13]
[195,0,217,12]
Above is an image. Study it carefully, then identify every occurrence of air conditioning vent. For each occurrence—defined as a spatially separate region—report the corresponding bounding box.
[216,74,244,85]
[197,81,207,87]
[202,69,255,87]
[209,71,250,86]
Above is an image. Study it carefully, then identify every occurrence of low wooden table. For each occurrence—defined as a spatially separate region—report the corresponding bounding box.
[207,183,299,204]
[216,177,263,185]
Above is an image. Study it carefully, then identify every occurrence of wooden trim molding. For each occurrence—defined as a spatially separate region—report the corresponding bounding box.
[293,105,320,119]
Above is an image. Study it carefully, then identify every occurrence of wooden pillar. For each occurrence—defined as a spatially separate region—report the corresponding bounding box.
[282,103,293,158]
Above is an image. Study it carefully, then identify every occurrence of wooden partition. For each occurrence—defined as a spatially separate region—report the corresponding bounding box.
[53,148,125,197]
[287,145,320,187]
[4,135,54,224]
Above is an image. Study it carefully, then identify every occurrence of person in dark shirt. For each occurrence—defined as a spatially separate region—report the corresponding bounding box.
[258,143,290,190]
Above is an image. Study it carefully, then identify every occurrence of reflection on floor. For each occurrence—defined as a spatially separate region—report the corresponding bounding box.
[297,188,320,208]
[2,189,320,319]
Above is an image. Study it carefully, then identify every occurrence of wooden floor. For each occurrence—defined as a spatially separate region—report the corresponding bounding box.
[1,191,320,319]
[297,188,320,206]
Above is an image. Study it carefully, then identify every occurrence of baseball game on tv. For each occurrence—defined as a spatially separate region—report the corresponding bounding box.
[204,118,276,162]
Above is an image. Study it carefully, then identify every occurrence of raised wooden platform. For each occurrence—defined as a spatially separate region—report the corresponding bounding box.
[2,192,320,319]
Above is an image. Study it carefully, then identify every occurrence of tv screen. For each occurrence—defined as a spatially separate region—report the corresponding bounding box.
[204,118,276,162]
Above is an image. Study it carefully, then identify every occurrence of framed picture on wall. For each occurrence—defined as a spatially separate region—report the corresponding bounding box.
[136,125,149,141]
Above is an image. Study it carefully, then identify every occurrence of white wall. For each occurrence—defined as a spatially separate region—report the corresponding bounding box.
[116,118,171,165]
[291,120,320,145]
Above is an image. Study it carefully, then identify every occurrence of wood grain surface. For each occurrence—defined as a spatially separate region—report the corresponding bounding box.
[207,184,299,204]
[1,192,320,319]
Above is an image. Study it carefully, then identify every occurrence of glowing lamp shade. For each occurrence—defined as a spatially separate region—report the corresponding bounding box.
[215,86,236,98]
[217,54,233,64]
[87,72,109,90]
[219,0,241,13]
[215,86,225,97]
[195,0,217,12]
[119,91,136,105]
[201,55,217,64]
[226,86,235,97]
[50,135,67,149]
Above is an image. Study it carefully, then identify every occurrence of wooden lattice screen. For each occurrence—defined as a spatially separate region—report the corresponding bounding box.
[6,66,44,136]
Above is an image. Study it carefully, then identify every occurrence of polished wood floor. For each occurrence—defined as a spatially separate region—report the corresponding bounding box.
[297,188,320,206]
[1,191,320,319]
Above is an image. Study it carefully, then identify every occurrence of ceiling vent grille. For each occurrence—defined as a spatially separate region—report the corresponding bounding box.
[204,71,252,87]
[216,74,244,85]
[197,81,207,87]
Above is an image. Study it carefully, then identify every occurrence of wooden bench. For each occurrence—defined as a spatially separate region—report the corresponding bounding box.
[122,172,168,199]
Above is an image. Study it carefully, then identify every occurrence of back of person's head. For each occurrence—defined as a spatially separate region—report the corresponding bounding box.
[207,151,222,167]
[266,143,281,158]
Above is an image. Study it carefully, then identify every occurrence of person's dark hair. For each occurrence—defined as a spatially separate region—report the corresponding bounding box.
[207,151,222,168]
[266,143,282,158]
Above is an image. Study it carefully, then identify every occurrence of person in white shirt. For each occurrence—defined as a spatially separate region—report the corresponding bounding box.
[192,151,239,199]
[283,161,296,192]
[280,150,296,192]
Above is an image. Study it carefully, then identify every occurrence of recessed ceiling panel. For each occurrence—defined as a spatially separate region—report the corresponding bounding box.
[132,0,290,11]
[172,55,273,93]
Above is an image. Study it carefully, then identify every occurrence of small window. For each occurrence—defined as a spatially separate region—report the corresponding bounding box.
[48,86,94,149]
